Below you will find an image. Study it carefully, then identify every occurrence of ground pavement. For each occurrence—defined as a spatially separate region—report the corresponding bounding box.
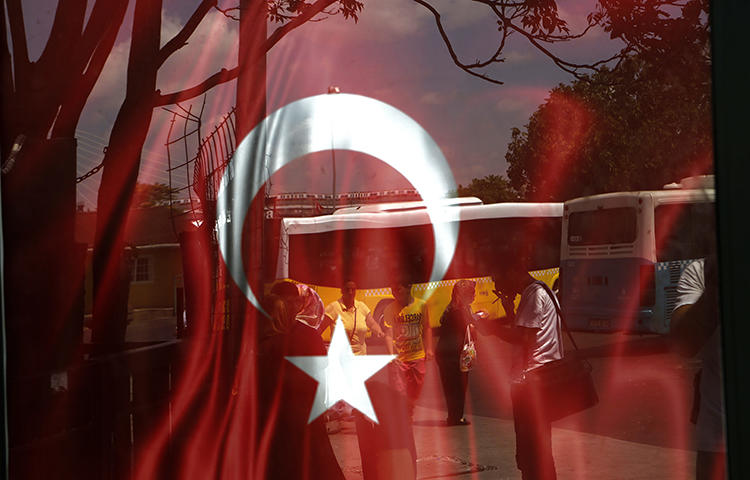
[329,404,695,479]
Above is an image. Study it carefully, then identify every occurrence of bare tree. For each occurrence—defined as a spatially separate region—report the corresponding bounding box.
[1,0,129,374]
[91,0,363,350]
[1,1,129,149]
[1,0,364,364]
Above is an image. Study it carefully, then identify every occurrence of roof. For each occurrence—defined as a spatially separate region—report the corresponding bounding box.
[564,188,715,209]
[76,206,196,247]
[282,202,563,235]
[331,197,483,215]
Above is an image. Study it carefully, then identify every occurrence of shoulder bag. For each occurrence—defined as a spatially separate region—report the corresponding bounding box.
[515,282,599,421]
[459,324,477,372]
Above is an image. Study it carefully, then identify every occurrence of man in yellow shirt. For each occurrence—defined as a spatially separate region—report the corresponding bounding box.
[324,280,385,355]
[383,280,433,419]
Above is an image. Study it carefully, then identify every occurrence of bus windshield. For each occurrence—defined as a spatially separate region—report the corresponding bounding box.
[568,207,637,246]
[655,202,716,262]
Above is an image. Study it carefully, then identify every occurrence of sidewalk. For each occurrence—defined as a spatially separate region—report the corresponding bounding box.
[329,404,695,479]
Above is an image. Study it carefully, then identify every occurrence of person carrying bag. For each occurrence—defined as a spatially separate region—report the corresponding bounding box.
[490,256,597,480]
[515,281,598,422]
[437,280,477,426]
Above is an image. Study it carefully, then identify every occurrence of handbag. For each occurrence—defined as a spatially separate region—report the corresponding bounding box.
[515,282,598,421]
[459,325,476,372]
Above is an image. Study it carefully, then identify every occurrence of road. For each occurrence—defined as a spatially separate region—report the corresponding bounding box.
[121,313,705,451]
[370,330,703,451]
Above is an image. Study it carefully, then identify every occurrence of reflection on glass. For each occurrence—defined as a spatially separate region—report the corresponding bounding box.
[3,0,723,479]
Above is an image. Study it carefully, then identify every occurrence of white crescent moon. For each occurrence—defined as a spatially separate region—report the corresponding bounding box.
[216,93,458,310]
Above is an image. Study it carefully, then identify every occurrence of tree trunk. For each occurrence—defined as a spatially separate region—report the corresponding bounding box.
[1,137,82,376]
[237,0,267,297]
[90,0,161,353]
[233,0,267,344]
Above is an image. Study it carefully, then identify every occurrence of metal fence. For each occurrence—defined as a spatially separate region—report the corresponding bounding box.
[9,341,185,479]
[165,104,237,237]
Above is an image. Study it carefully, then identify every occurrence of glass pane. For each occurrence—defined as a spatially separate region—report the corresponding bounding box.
[569,207,638,245]
[3,1,727,479]
[656,202,716,261]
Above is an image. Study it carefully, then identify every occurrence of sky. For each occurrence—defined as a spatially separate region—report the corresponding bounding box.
[19,0,624,209]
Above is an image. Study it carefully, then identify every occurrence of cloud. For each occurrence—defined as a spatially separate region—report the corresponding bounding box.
[269,0,430,45]
[424,0,492,30]
[420,91,443,105]
[363,0,432,38]
[86,37,130,117]
[503,50,534,63]
[495,87,549,115]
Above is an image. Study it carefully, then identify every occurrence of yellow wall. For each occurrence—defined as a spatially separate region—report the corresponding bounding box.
[84,245,183,314]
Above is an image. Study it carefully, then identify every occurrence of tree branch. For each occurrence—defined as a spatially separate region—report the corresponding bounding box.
[215,5,240,21]
[38,0,85,76]
[503,18,625,77]
[412,0,505,85]
[414,0,641,85]
[78,0,126,67]
[264,0,339,51]
[54,2,128,138]
[158,0,217,67]
[155,0,341,106]
[154,66,239,106]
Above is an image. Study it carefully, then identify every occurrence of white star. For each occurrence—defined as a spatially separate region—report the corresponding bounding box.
[286,318,395,424]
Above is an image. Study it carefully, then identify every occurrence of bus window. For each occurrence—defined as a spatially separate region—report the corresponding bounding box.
[568,207,637,245]
[525,217,562,271]
[655,202,716,262]
[453,216,560,276]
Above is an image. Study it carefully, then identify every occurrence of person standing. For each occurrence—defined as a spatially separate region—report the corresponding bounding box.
[324,280,385,355]
[671,256,725,480]
[323,280,387,477]
[436,280,476,426]
[491,259,563,480]
[256,292,345,480]
[383,279,433,419]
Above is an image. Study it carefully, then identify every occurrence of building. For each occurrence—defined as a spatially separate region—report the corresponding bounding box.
[76,207,193,341]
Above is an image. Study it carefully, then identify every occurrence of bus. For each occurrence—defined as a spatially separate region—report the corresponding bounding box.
[560,176,715,334]
[270,201,563,336]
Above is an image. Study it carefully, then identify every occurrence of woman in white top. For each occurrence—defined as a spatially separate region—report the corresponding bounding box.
[324,280,384,355]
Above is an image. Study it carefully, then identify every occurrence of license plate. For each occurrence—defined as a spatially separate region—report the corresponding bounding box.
[588,318,611,328]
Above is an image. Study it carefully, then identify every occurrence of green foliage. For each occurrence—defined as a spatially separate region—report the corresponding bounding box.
[457,175,521,204]
[505,1,712,202]
[132,182,178,208]
[268,0,364,23]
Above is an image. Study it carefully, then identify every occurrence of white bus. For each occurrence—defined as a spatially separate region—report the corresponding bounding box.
[560,177,715,334]
[271,201,563,334]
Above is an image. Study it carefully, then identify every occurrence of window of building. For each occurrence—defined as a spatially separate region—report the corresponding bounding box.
[132,256,153,282]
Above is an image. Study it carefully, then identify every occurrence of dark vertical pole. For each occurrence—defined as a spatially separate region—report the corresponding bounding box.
[235,0,267,354]
[331,149,336,212]
[0,146,8,480]
[234,3,268,476]
[237,0,267,146]
[711,1,750,478]
[237,0,267,287]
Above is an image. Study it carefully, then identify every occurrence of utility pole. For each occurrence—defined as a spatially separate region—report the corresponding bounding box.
[328,85,340,212]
